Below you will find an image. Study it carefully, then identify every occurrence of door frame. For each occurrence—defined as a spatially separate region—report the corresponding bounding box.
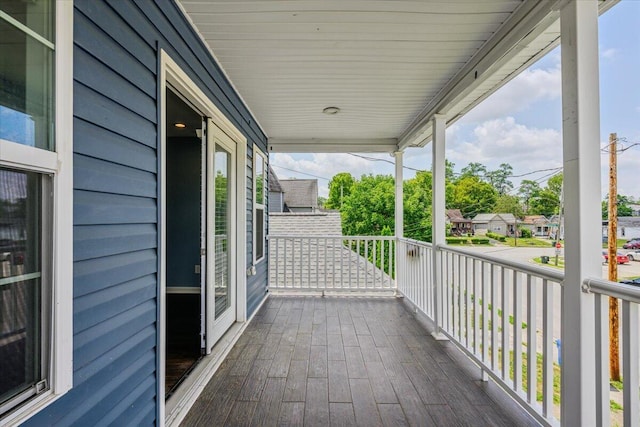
[158,50,247,420]
[205,121,238,351]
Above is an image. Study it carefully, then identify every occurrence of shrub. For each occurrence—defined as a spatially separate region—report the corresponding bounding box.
[471,238,490,244]
[446,237,469,244]
[519,228,532,238]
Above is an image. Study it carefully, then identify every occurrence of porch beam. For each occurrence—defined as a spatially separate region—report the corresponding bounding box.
[431,114,447,339]
[268,138,397,153]
[560,1,600,425]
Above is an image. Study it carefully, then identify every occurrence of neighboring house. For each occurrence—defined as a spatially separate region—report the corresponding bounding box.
[472,213,518,235]
[280,179,318,212]
[446,209,473,235]
[268,166,285,213]
[628,204,640,216]
[548,214,566,240]
[521,215,551,237]
[269,212,391,289]
[602,216,640,239]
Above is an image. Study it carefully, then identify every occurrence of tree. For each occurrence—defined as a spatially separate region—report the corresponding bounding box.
[486,163,513,195]
[325,172,355,210]
[317,196,327,208]
[450,175,498,218]
[340,175,395,235]
[603,194,633,219]
[529,189,559,216]
[494,194,523,219]
[459,162,487,180]
[403,171,433,242]
[518,179,541,211]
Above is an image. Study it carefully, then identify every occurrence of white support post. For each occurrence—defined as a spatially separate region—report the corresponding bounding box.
[432,114,447,340]
[394,151,404,293]
[560,1,600,425]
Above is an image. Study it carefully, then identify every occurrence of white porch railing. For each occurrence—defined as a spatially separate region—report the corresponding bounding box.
[397,238,564,426]
[583,277,640,427]
[268,235,395,293]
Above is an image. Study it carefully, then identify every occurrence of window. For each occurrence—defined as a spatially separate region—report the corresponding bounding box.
[0,0,72,422]
[253,148,267,263]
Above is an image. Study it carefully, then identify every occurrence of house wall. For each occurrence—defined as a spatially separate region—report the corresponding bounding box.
[269,191,284,213]
[23,1,268,425]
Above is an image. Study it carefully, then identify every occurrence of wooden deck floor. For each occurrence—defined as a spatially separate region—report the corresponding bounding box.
[182,296,539,426]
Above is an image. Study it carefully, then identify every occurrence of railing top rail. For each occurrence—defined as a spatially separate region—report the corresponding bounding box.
[268,235,395,240]
[436,243,565,283]
[583,276,640,304]
[398,237,433,248]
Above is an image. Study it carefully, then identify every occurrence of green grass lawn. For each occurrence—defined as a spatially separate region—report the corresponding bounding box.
[504,237,555,247]
[533,256,565,268]
[602,239,628,249]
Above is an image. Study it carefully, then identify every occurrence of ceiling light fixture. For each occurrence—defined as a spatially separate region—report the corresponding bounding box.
[174,122,186,128]
[322,107,340,115]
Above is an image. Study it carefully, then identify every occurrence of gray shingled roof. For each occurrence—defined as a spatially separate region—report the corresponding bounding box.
[269,212,342,236]
[268,165,283,193]
[268,212,392,290]
[280,179,318,209]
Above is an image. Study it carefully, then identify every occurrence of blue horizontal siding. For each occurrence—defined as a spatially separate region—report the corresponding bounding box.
[74,154,156,198]
[74,250,157,297]
[74,224,157,261]
[74,118,157,172]
[24,0,269,424]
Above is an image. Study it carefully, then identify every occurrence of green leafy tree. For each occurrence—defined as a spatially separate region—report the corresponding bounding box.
[341,175,395,235]
[518,179,541,212]
[403,171,433,242]
[325,172,355,210]
[460,162,487,180]
[486,163,514,195]
[603,194,633,219]
[494,194,523,219]
[450,175,498,218]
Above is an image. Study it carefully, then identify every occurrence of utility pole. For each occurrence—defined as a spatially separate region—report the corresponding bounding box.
[607,132,620,381]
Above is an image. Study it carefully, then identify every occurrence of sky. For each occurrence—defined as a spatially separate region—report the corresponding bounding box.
[270,1,640,201]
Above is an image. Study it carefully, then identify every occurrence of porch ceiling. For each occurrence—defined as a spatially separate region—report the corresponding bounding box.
[179,0,617,153]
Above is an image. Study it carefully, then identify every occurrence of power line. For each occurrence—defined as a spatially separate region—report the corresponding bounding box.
[270,164,332,181]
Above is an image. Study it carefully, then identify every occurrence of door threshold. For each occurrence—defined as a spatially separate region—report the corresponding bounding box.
[164,295,268,426]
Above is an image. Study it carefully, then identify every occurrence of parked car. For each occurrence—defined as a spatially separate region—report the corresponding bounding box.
[624,250,640,261]
[622,239,640,249]
[602,250,629,264]
[620,277,640,286]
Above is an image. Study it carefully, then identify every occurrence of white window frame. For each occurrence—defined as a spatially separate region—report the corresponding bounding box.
[0,1,73,424]
[253,148,267,264]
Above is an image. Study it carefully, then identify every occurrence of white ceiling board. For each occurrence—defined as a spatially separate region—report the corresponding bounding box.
[179,0,618,152]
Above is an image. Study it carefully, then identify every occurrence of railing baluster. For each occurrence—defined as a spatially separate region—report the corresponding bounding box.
[275,237,279,288]
[513,270,522,393]
[473,258,480,356]
[622,299,639,427]
[307,237,311,288]
[542,279,553,418]
[501,267,510,381]
[466,257,472,350]
[594,292,609,427]
[482,261,490,365]
[526,275,537,405]
[491,265,499,371]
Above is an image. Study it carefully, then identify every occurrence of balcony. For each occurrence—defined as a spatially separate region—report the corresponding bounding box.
[181,295,539,426]
[178,235,640,426]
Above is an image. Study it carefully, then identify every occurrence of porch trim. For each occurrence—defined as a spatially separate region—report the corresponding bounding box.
[267,138,398,153]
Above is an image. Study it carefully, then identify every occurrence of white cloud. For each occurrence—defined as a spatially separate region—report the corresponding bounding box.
[601,47,619,60]
[463,65,561,123]
[447,117,563,188]
[271,153,389,197]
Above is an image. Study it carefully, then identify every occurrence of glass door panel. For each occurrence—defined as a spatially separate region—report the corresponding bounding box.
[214,146,230,318]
